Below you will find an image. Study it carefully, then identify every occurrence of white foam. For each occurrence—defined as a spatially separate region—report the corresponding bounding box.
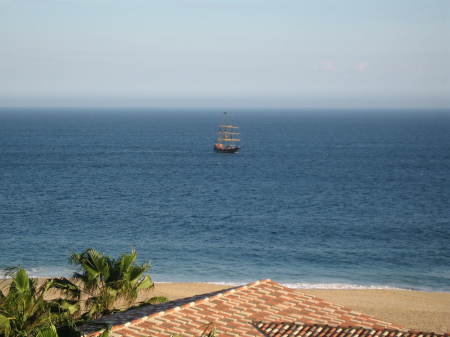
[0,267,74,279]
[205,281,244,287]
[199,281,402,290]
[281,282,402,290]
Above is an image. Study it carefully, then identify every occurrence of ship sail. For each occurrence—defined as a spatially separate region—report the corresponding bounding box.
[214,112,240,153]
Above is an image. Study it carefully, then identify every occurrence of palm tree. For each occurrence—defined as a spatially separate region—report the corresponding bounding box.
[63,248,156,318]
[0,269,77,337]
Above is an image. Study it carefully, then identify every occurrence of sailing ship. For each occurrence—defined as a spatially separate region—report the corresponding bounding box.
[214,112,240,153]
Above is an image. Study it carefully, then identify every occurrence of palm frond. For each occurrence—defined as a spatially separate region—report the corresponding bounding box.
[136,275,153,290]
[48,298,80,316]
[45,278,81,301]
[142,296,168,305]
[0,314,12,337]
[11,269,30,294]
[36,324,58,337]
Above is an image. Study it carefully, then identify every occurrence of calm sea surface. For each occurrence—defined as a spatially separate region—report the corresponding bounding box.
[1,108,449,291]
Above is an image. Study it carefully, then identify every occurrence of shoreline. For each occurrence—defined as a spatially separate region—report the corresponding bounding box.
[3,273,448,292]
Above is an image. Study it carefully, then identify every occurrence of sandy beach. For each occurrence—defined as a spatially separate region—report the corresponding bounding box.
[148,283,450,334]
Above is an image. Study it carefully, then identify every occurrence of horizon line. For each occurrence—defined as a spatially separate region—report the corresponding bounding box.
[1,106,449,111]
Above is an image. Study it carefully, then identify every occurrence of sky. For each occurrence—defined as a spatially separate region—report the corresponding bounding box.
[0,0,449,108]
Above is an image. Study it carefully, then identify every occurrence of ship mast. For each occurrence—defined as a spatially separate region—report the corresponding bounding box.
[216,112,240,144]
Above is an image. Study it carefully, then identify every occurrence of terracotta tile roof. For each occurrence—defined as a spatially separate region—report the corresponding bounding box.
[255,322,449,337]
[82,279,401,337]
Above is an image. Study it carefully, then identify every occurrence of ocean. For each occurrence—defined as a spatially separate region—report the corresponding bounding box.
[1,108,449,291]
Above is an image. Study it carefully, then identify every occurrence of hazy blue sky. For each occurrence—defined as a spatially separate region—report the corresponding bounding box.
[1,0,449,108]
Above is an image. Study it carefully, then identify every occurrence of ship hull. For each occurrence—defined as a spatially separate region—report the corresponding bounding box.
[214,145,240,154]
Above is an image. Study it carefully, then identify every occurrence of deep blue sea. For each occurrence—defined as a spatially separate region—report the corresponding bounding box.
[1,108,450,291]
